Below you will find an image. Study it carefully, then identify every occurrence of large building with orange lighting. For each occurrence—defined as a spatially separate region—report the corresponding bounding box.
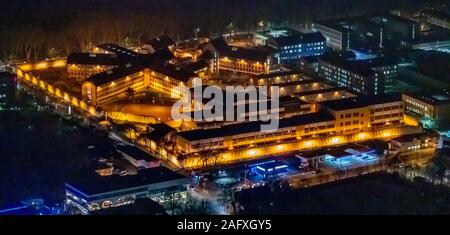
[81,60,200,105]
[202,37,274,75]
[66,53,129,81]
[174,95,409,154]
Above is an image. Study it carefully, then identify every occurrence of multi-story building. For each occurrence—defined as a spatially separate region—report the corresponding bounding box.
[174,95,406,154]
[66,53,128,81]
[265,32,326,64]
[358,57,398,86]
[313,14,421,53]
[81,60,199,105]
[202,37,274,75]
[402,92,450,120]
[312,21,351,51]
[318,55,384,95]
[319,95,405,132]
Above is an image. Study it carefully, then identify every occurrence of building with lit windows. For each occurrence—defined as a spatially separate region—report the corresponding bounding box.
[250,70,311,86]
[312,20,350,51]
[174,95,408,155]
[267,32,326,64]
[202,37,274,75]
[66,53,129,81]
[319,95,405,132]
[318,55,384,95]
[402,92,450,120]
[65,167,188,215]
[81,60,199,105]
[357,57,398,86]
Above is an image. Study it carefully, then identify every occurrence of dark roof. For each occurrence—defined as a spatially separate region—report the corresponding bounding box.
[145,34,174,51]
[65,167,187,196]
[185,96,309,121]
[146,123,176,142]
[209,37,229,51]
[86,60,146,86]
[253,70,304,79]
[274,79,324,86]
[149,62,197,83]
[320,94,402,111]
[177,111,335,141]
[90,198,166,215]
[67,53,128,65]
[117,145,159,162]
[97,43,140,58]
[422,9,450,21]
[404,91,450,106]
[295,87,348,97]
[391,133,426,143]
[184,60,209,72]
[270,32,326,47]
[86,53,194,86]
[319,55,376,77]
[300,56,319,63]
[198,50,213,60]
[149,48,175,61]
[208,37,273,61]
[358,57,398,67]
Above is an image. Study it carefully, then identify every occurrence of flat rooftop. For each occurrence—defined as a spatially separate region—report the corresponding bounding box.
[319,94,402,111]
[404,91,450,106]
[253,70,305,79]
[116,145,159,162]
[65,167,187,196]
[177,111,335,141]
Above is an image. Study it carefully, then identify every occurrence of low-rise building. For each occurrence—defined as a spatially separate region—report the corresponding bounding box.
[402,92,450,120]
[65,167,188,214]
[117,145,161,169]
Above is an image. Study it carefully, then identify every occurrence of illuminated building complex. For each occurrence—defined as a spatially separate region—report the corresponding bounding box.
[318,55,385,95]
[66,53,129,81]
[250,70,356,103]
[75,43,202,105]
[202,37,274,75]
[266,32,326,64]
[81,59,199,105]
[255,27,326,64]
[174,95,409,154]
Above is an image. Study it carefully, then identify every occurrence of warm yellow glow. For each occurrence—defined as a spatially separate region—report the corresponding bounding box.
[330,136,342,144]
[276,145,284,151]
[303,140,314,147]
[52,60,66,68]
[403,114,419,126]
[35,62,48,70]
[383,131,391,137]
[248,149,257,156]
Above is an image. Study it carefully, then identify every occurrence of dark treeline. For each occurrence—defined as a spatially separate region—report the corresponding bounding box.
[0,0,446,62]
